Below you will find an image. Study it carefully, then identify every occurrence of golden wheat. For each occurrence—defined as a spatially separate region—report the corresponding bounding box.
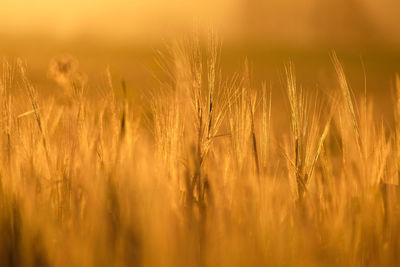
[0,37,399,267]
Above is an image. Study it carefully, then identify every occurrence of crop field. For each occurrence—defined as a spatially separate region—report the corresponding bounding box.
[2,1,400,266]
[1,35,400,266]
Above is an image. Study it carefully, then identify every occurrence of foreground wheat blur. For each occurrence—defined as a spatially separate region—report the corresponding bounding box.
[1,37,400,267]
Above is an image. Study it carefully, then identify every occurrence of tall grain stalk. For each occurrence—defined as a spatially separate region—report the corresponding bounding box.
[243,60,261,180]
[394,74,400,181]
[17,59,52,170]
[0,60,14,173]
[286,63,331,202]
[153,33,229,266]
[331,52,363,158]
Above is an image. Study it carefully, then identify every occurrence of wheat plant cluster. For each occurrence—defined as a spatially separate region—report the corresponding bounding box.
[1,35,400,267]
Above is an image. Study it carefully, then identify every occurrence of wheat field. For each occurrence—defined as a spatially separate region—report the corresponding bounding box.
[1,35,400,267]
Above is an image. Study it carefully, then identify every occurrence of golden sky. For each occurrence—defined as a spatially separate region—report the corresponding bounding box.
[0,0,236,38]
[0,0,399,45]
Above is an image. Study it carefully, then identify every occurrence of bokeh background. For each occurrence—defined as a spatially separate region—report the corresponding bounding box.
[1,0,400,45]
[1,0,400,117]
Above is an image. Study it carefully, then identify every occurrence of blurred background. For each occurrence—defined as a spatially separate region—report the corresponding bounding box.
[1,0,400,45]
[1,0,400,116]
